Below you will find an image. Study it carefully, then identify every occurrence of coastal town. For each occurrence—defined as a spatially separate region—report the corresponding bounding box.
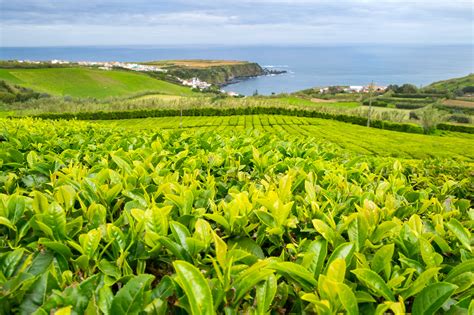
[18,59,167,72]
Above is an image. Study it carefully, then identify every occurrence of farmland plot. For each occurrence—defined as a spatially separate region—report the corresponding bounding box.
[100,115,474,160]
[0,118,473,314]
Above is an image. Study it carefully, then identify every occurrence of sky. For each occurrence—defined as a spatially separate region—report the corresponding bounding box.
[0,0,473,47]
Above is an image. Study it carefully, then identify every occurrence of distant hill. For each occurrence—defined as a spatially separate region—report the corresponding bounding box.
[143,60,264,85]
[0,67,197,99]
[426,73,474,94]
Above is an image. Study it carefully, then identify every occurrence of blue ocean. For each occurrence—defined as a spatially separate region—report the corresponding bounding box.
[1,45,472,95]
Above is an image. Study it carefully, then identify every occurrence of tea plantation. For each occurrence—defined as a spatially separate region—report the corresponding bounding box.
[0,118,473,314]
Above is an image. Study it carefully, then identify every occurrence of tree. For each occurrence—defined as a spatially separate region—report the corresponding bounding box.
[462,86,474,94]
[327,86,342,94]
[400,84,418,94]
[386,84,400,93]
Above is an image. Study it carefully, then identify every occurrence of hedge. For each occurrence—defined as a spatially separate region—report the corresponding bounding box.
[437,123,474,134]
[377,97,433,104]
[395,103,427,110]
[362,100,388,107]
[392,93,447,98]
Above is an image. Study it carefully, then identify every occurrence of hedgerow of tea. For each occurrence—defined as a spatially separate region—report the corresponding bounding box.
[0,118,473,314]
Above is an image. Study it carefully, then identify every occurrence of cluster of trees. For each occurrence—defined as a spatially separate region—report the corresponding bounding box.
[0,61,68,69]
[387,82,474,98]
[386,84,419,94]
[454,86,474,96]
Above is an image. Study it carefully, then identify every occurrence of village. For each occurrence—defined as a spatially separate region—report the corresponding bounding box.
[17,59,168,73]
[319,85,387,94]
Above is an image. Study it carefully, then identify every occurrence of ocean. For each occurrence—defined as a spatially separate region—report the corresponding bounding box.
[1,45,472,95]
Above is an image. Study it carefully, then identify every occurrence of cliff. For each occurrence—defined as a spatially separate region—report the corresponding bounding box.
[145,61,265,85]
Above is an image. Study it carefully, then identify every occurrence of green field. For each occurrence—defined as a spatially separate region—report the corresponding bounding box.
[99,115,474,160]
[0,117,472,314]
[266,96,359,108]
[0,67,197,98]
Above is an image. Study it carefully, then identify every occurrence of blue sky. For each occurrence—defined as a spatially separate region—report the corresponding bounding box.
[0,0,473,46]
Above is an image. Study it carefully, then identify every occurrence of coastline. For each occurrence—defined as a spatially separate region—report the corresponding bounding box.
[221,67,288,87]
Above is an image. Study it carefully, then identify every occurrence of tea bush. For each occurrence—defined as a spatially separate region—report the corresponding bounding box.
[0,118,472,314]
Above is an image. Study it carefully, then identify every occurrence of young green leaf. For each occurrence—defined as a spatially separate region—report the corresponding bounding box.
[348,214,368,252]
[270,261,317,291]
[412,282,457,315]
[110,274,155,315]
[173,260,214,315]
[351,268,395,301]
[233,260,274,304]
[303,239,327,278]
[327,242,355,267]
[336,282,359,315]
[371,244,394,280]
[400,267,440,299]
[256,274,277,314]
[446,218,472,252]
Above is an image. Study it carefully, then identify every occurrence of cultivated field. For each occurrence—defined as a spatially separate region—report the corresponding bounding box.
[0,117,472,314]
[442,99,474,109]
[100,115,474,160]
[144,60,249,68]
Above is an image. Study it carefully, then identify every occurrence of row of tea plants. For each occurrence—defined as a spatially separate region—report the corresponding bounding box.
[0,118,472,314]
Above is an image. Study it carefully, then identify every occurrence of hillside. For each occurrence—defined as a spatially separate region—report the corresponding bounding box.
[144,60,264,85]
[0,67,197,98]
[426,73,474,93]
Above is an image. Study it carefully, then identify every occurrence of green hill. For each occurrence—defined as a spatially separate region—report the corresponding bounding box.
[426,73,474,93]
[0,67,197,98]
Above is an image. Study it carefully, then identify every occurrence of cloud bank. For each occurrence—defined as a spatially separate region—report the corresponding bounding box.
[0,0,472,46]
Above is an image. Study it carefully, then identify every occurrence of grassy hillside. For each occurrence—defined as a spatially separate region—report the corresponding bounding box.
[0,67,197,98]
[426,73,474,92]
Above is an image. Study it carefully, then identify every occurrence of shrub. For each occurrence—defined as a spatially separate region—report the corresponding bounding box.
[409,111,420,120]
[462,86,474,94]
[447,115,472,124]
[395,103,427,110]
[420,108,441,134]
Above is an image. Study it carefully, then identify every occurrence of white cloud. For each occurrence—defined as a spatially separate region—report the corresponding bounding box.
[0,0,472,46]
